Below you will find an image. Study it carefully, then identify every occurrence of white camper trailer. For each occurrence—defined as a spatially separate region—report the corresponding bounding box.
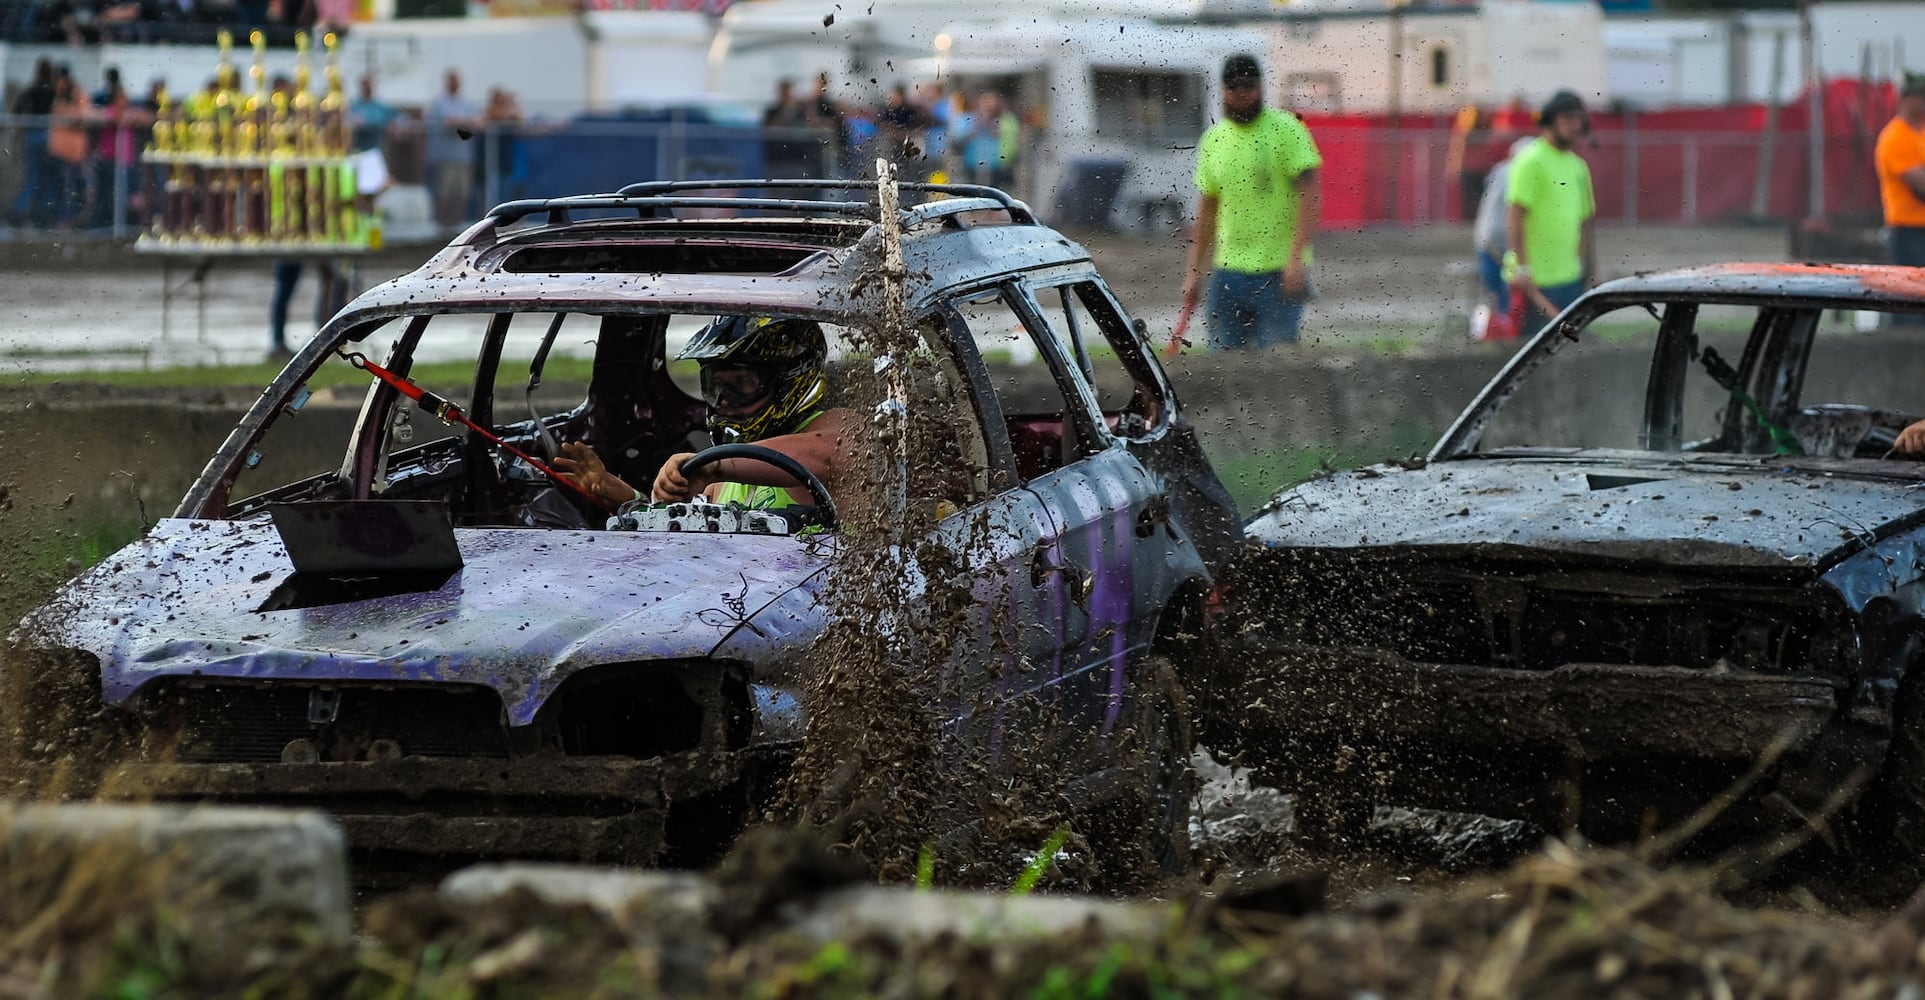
[1237,1,1609,114]
[708,0,1210,110]
[931,18,1268,231]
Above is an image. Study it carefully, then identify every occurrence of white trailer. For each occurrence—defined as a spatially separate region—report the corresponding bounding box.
[930,17,1267,231]
[1605,3,1924,110]
[1230,0,1609,114]
[707,0,1208,109]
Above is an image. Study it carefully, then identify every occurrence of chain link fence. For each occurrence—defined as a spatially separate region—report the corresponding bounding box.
[0,111,1878,243]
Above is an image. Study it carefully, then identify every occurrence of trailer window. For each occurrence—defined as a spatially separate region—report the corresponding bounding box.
[1091,70,1203,149]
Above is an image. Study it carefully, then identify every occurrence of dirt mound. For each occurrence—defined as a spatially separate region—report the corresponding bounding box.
[327,836,1921,998]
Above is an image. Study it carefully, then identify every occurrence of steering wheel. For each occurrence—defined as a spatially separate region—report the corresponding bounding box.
[681,443,838,530]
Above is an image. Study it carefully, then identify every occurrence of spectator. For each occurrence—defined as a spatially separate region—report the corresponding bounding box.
[9,58,57,228]
[958,91,1019,191]
[913,81,950,179]
[1180,54,1323,351]
[1470,136,1536,341]
[348,74,395,221]
[425,69,479,228]
[1877,72,1925,327]
[47,70,94,228]
[1504,89,1596,333]
[762,77,819,183]
[348,73,395,158]
[878,83,931,176]
[482,86,524,204]
[1446,104,1480,221]
[91,67,148,230]
[807,72,847,177]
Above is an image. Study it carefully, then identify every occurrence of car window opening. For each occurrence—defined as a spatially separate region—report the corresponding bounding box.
[952,288,1093,482]
[1031,280,1171,440]
[1469,300,1925,462]
[500,241,824,276]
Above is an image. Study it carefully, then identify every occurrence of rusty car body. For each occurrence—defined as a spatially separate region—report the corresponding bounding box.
[10,181,1239,870]
[1232,263,1925,865]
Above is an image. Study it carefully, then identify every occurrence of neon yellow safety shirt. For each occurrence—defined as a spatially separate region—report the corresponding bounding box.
[1504,137,1595,288]
[1193,107,1323,274]
[710,411,823,509]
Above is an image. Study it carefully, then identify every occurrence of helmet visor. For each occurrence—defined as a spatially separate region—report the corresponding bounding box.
[700,363,780,414]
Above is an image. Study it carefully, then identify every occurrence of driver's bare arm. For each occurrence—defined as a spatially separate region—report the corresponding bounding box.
[553,441,642,507]
[651,408,857,503]
[1895,419,1925,458]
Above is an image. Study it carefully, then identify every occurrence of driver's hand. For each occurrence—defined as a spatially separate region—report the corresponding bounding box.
[1895,420,1925,458]
[653,451,716,503]
[554,441,635,506]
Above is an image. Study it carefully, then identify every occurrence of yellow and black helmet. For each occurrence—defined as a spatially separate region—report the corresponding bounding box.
[679,316,828,443]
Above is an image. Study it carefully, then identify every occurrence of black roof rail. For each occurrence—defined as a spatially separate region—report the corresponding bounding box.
[483,194,881,230]
[476,181,1039,246]
[623,178,1031,212]
[609,179,1035,225]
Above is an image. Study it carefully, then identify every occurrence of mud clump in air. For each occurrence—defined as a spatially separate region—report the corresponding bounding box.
[772,173,1073,885]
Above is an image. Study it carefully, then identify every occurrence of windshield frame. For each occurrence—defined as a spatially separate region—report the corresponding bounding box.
[1430,288,1898,462]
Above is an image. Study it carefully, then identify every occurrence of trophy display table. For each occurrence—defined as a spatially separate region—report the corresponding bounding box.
[135,237,372,347]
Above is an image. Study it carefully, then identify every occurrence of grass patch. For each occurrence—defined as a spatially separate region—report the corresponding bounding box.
[1,514,146,626]
[1211,426,1443,514]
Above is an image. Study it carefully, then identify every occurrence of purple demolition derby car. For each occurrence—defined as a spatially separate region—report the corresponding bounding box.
[11,182,1239,870]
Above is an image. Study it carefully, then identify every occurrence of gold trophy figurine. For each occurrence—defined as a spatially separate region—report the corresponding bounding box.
[187,91,218,239]
[210,30,242,240]
[319,32,348,243]
[147,85,171,157]
[292,32,323,242]
[239,30,269,240]
[151,87,177,239]
[170,110,196,239]
[269,91,298,242]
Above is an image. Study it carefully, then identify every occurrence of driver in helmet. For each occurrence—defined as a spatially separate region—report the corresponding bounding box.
[553,316,856,510]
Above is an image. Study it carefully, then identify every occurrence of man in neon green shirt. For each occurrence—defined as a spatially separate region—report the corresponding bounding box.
[1180,54,1323,350]
[555,316,856,511]
[1504,90,1597,333]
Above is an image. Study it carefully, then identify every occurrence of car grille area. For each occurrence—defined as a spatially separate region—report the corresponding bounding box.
[137,683,511,763]
[1241,550,1848,675]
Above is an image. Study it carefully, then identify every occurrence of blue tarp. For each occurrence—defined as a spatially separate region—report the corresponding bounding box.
[498,108,770,202]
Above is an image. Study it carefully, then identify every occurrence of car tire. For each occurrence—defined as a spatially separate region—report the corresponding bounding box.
[1085,654,1194,890]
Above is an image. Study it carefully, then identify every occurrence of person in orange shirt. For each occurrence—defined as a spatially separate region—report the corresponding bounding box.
[1878,75,1925,269]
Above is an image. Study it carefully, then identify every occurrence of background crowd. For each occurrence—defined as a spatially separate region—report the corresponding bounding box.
[3,60,1028,232]
[3,0,354,46]
[758,73,1029,191]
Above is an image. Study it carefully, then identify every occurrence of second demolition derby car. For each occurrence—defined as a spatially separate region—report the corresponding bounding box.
[10,181,1239,871]
[1232,264,1925,880]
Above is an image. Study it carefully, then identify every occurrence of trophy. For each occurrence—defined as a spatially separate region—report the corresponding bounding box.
[317,32,348,243]
[269,90,297,241]
[238,30,269,240]
[150,86,175,239]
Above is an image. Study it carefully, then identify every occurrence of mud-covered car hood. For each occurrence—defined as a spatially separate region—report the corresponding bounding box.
[21,518,829,724]
[1247,452,1925,570]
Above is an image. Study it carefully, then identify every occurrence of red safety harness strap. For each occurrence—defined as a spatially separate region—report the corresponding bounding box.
[340,350,617,515]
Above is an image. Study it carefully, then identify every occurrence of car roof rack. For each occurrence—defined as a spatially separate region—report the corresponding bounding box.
[477,179,1037,240]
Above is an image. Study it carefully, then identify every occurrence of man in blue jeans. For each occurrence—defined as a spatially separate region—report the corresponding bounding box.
[1505,90,1596,333]
[1180,54,1323,351]
[269,261,350,362]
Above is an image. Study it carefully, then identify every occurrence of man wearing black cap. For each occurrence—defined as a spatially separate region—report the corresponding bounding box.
[1179,53,1323,351]
[1504,90,1596,333]
[1877,74,1925,295]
